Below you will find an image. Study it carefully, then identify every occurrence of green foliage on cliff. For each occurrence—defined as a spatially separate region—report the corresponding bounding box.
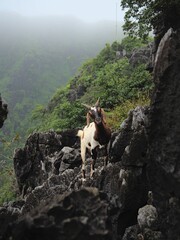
[0,36,153,204]
[0,13,124,166]
[0,13,123,143]
[32,37,153,131]
[0,166,17,205]
[121,0,180,39]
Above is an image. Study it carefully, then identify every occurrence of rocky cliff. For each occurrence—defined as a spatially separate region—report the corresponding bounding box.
[0,28,180,240]
[0,95,8,128]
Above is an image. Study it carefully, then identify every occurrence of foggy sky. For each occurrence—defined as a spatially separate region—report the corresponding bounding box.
[0,0,124,22]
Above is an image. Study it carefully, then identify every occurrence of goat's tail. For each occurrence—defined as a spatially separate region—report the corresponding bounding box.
[77,130,83,139]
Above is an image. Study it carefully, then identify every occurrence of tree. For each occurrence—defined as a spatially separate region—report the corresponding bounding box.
[121,0,180,39]
[121,36,148,52]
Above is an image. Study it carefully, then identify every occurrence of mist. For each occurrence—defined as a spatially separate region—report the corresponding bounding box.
[0,12,124,62]
[0,0,124,23]
[0,12,124,121]
[0,2,125,142]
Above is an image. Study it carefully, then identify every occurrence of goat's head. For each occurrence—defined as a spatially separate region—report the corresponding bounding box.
[82,98,106,126]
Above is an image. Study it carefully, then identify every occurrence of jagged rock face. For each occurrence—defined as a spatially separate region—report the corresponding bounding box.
[147,28,180,239]
[0,95,8,128]
[2,104,149,240]
[67,77,87,102]
[13,129,80,195]
[9,188,112,240]
[129,43,153,68]
[110,106,149,166]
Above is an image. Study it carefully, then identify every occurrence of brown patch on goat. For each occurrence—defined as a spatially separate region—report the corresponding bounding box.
[93,110,111,145]
[100,108,107,124]
[94,123,111,146]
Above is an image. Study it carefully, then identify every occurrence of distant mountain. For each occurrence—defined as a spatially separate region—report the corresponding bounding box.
[0,12,124,145]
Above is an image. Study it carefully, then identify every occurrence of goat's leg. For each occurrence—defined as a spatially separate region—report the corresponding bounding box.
[90,147,97,178]
[81,145,86,180]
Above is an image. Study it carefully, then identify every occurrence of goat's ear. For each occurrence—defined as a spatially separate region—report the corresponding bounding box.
[101,108,107,124]
[86,112,91,127]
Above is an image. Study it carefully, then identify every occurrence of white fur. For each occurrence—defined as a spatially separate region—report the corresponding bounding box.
[77,122,106,177]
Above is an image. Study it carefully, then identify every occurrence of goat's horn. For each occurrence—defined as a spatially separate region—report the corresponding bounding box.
[95,97,100,107]
[82,103,91,109]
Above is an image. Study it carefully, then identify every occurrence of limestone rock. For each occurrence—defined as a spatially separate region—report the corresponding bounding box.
[137,205,158,230]
[0,94,8,128]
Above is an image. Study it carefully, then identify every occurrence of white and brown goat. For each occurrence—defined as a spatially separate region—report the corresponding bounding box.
[77,99,111,179]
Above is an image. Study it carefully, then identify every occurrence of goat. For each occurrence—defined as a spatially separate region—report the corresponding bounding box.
[77,98,111,179]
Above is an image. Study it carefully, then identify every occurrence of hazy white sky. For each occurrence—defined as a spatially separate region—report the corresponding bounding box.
[0,0,124,22]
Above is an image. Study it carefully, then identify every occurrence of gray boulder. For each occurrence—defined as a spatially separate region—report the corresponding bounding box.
[0,94,8,128]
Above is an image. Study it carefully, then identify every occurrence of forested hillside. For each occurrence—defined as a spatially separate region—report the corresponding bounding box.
[0,12,123,160]
[0,35,153,204]
[32,37,153,132]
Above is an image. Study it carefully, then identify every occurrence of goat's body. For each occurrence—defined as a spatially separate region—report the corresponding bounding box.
[78,122,103,151]
[78,99,111,179]
[78,121,111,179]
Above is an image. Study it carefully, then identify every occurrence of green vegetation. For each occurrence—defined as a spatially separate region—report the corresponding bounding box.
[121,0,180,39]
[121,36,152,52]
[0,34,153,205]
[0,165,17,205]
[0,134,21,205]
[0,13,123,161]
[32,37,153,132]
[108,95,150,129]
[0,14,125,204]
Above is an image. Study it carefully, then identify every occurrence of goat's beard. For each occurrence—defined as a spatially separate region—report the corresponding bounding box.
[95,117,102,125]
